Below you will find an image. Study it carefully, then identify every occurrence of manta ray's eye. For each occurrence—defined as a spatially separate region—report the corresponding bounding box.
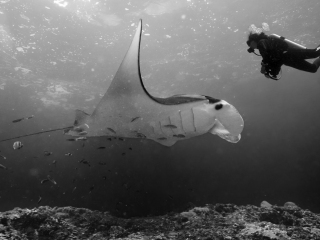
[215,104,223,110]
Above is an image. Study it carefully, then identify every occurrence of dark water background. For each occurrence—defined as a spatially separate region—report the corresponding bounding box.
[1,0,320,217]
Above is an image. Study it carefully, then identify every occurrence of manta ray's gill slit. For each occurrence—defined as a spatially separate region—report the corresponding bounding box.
[179,110,185,134]
[168,117,174,135]
[191,108,197,133]
[159,121,164,135]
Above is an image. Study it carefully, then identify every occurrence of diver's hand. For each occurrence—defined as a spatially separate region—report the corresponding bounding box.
[260,63,267,74]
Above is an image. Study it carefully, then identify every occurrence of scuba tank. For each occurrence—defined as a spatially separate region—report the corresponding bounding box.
[247,23,307,80]
[269,34,306,50]
[265,34,306,80]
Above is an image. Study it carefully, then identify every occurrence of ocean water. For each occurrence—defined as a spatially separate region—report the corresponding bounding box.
[0,0,320,217]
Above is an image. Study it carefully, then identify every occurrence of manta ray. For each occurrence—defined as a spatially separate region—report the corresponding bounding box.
[65,20,244,146]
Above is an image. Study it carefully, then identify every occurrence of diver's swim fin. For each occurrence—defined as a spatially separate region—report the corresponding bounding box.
[313,57,320,68]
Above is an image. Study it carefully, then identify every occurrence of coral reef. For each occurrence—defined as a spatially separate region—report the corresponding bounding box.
[0,201,319,239]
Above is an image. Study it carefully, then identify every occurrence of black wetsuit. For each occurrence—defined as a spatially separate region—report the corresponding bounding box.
[257,37,320,77]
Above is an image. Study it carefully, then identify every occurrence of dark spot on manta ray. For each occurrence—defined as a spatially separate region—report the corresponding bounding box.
[131,117,140,122]
[107,128,116,134]
[163,124,177,129]
[215,104,223,110]
[157,137,167,140]
[173,134,186,138]
[136,133,146,138]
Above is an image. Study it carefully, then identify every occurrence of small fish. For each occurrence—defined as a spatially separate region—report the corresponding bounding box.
[157,137,167,140]
[0,164,7,170]
[129,147,132,150]
[66,138,76,141]
[173,134,186,138]
[0,154,6,159]
[44,151,53,156]
[163,124,177,129]
[131,117,140,122]
[72,187,77,192]
[102,176,107,180]
[47,175,57,185]
[65,153,72,156]
[12,115,34,123]
[51,160,57,165]
[89,185,95,193]
[13,141,23,150]
[97,146,106,150]
[25,115,34,120]
[99,162,107,165]
[79,158,91,167]
[41,179,49,184]
[78,131,87,136]
[118,137,125,141]
[107,128,116,134]
[75,137,87,141]
[12,118,25,123]
[37,196,42,204]
[107,138,112,141]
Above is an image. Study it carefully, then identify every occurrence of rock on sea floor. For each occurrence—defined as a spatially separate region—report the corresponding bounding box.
[0,201,319,239]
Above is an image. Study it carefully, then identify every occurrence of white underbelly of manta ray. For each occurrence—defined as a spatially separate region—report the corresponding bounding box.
[65,19,244,147]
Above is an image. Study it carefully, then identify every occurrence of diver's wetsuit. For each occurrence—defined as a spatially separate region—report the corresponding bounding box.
[257,37,320,77]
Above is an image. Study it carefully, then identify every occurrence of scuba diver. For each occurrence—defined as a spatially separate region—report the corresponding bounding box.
[246,24,320,80]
